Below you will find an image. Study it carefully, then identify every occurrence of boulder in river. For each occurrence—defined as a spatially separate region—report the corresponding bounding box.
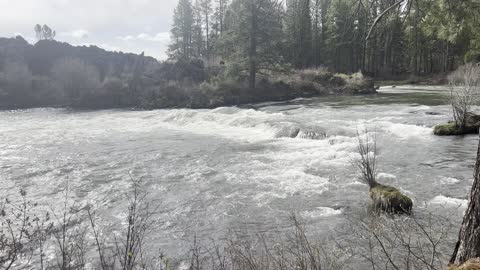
[434,113,480,136]
[370,184,413,214]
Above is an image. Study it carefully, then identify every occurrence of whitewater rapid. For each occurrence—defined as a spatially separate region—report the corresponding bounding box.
[0,86,476,257]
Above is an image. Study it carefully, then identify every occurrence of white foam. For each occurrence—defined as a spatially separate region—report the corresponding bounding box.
[153,108,283,141]
[249,167,330,206]
[429,195,468,208]
[265,135,358,168]
[253,169,330,195]
[302,207,343,218]
[439,177,460,185]
[377,173,397,181]
[253,191,288,206]
[383,122,432,139]
[345,180,367,186]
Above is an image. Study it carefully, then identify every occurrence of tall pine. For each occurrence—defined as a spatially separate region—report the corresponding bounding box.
[285,0,313,68]
[169,0,194,60]
[222,0,284,88]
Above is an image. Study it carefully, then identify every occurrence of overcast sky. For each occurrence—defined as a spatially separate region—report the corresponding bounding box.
[0,0,179,60]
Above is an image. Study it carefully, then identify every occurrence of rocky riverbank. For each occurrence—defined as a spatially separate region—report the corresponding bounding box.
[165,70,377,109]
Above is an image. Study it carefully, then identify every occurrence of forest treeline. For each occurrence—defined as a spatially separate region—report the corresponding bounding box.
[2,0,480,109]
[169,0,480,81]
[0,35,374,109]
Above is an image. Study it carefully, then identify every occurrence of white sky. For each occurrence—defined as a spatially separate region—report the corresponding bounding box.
[0,0,180,60]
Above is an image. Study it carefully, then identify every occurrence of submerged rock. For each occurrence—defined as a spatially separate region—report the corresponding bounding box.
[370,184,413,214]
[274,126,301,138]
[296,130,326,140]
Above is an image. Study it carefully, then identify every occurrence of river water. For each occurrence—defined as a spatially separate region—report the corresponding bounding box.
[0,86,477,262]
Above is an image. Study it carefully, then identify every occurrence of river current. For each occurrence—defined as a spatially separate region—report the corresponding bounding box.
[0,85,477,262]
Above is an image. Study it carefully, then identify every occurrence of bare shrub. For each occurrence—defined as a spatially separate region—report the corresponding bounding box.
[352,128,378,188]
[185,214,348,270]
[0,182,458,270]
[345,72,366,88]
[342,209,457,270]
[447,63,480,129]
[50,185,88,270]
[114,181,157,270]
[0,180,162,270]
[86,180,160,270]
[0,189,52,270]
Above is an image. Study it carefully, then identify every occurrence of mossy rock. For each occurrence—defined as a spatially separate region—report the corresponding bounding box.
[370,184,413,214]
[448,258,480,270]
[434,122,464,136]
[434,122,479,136]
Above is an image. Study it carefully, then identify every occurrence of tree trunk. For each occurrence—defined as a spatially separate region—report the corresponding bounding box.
[450,134,480,265]
[220,0,225,33]
[430,50,433,73]
[414,0,419,75]
[444,41,449,73]
[205,11,210,63]
[314,0,320,67]
[320,0,328,65]
[248,0,257,90]
[362,39,367,73]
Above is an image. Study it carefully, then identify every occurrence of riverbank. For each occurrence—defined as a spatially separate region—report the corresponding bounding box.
[139,70,377,110]
[0,71,377,110]
[374,73,448,87]
[0,38,379,110]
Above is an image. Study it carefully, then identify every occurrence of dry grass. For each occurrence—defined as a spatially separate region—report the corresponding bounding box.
[449,258,480,270]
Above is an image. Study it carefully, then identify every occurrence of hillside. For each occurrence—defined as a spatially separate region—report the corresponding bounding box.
[0,36,375,109]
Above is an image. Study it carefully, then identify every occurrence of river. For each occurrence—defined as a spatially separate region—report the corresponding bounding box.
[0,85,476,265]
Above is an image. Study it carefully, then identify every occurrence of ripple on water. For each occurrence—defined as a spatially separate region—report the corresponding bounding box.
[0,89,475,259]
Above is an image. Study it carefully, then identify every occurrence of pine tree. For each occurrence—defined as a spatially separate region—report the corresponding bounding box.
[217,0,228,33]
[168,0,195,60]
[34,24,56,41]
[222,0,284,89]
[168,0,480,75]
[192,0,205,58]
[285,0,313,68]
[199,0,213,62]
